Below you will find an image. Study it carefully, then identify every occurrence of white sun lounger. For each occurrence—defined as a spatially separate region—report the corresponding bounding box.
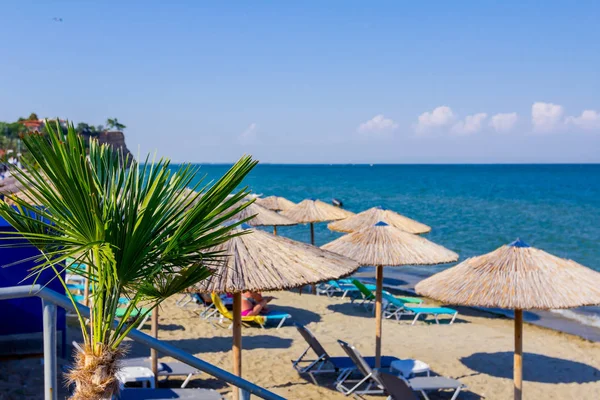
[121,357,202,388]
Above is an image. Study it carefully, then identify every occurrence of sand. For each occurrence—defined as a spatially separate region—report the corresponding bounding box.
[1,289,600,399]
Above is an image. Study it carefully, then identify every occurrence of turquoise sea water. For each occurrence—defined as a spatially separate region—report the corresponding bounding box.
[180,164,600,338]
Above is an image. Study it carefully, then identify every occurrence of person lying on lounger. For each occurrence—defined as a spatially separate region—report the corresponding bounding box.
[241,291,275,316]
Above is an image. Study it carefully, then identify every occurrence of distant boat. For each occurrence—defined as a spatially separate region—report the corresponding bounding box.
[332,198,343,208]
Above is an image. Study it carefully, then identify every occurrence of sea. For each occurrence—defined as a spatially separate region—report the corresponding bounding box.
[182,163,600,341]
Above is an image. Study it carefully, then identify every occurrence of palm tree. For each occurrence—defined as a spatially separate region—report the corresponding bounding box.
[0,120,257,399]
[106,118,126,131]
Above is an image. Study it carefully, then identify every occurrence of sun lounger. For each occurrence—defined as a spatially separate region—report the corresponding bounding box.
[381,292,458,325]
[119,388,222,399]
[68,286,129,305]
[208,293,291,329]
[292,323,427,385]
[121,357,202,388]
[337,340,465,399]
[316,280,376,300]
[374,370,419,400]
[68,295,152,328]
[176,293,218,319]
[352,280,423,311]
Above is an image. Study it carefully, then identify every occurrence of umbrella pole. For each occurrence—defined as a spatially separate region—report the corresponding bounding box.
[375,264,383,368]
[232,292,242,400]
[273,226,277,236]
[514,309,523,400]
[151,308,159,387]
[310,222,316,294]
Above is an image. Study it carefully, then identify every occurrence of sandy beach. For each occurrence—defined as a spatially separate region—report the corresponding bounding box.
[3,288,599,399]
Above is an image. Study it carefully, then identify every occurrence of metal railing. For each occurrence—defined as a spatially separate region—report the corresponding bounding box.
[0,285,286,400]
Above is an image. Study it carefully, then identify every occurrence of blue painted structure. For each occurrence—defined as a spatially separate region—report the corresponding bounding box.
[0,215,66,354]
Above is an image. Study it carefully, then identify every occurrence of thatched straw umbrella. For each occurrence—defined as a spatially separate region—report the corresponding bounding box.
[233,202,297,235]
[322,221,458,368]
[282,199,355,294]
[328,206,431,234]
[282,198,354,245]
[255,195,296,212]
[191,225,359,399]
[415,239,600,400]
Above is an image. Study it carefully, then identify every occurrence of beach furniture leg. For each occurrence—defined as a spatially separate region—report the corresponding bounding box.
[277,317,288,329]
[138,312,152,329]
[450,386,462,400]
[450,312,458,324]
[181,373,193,388]
[411,313,421,325]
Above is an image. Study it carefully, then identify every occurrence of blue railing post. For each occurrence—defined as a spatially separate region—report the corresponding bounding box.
[240,388,251,400]
[42,300,58,400]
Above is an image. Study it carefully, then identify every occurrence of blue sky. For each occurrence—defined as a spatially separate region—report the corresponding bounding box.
[1,1,599,163]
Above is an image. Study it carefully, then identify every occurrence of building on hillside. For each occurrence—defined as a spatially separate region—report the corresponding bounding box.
[20,119,67,132]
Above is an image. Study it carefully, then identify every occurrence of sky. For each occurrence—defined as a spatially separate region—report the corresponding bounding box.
[1,1,599,164]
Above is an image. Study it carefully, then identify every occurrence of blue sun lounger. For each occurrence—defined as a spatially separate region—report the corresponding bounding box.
[352,280,423,311]
[317,280,378,301]
[382,292,458,325]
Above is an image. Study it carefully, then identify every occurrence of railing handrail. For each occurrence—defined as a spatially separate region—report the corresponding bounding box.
[0,285,286,400]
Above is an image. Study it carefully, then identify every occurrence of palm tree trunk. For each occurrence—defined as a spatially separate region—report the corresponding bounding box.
[67,344,124,400]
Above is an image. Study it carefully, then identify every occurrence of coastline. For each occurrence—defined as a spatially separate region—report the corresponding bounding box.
[353,267,600,342]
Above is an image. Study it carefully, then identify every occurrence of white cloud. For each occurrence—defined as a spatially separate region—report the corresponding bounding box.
[357,114,398,134]
[566,110,600,131]
[490,112,518,132]
[451,113,488,135]
[414,106,455,133]
[532,102,564,132]
[239,123,258,143]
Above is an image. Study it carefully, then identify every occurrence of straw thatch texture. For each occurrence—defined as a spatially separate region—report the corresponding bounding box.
[255,196,296,211]
[321,222,458,266]
[233,202,297,227]
[281,199,354,223]
[415,240,600,310]
[328,206,431,234]
[191,227,360,293]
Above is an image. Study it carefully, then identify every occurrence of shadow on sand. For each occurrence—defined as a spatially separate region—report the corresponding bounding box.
[272,305,321,325]
[461,352,600,384]
[326,302,469,324]
[164,335,293,355]
[158,323,186,331]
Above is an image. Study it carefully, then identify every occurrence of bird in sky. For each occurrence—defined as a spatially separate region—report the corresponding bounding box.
[52,17,63,22]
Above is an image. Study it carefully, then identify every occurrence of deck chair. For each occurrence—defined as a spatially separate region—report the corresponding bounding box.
[121,357,202,388]
[337,341,465,399]
[118,388,222,399]
[208,293,291,329]
[374,371,419,400]
[381,292,458,325]
[70,295,151,328]
[292,323,424,385]
[176,293,220,319]
[317,280,376,300]
[352,280,422,310]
